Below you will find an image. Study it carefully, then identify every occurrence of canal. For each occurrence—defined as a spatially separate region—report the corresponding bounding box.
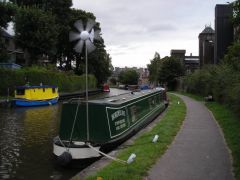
[0,88,129,180]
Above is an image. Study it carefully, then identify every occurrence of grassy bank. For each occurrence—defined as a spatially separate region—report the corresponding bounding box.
[178,92,240,180]
[82,94,186,180]
[0,67,97,96]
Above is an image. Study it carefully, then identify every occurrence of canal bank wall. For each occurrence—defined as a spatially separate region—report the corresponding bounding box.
[0,89,102,108]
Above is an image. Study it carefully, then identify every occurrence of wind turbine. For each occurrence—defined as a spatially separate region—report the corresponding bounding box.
[69,19,101,141]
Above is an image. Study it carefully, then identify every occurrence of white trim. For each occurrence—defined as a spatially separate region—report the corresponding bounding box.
[53,143,101,159]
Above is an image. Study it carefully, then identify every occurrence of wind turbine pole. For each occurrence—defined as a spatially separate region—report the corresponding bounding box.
[85,45,89,141]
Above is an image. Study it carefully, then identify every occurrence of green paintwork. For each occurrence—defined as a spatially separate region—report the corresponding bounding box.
[59,89,166,144]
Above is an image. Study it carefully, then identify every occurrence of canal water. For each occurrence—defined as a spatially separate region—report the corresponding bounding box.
[0,89,129,180]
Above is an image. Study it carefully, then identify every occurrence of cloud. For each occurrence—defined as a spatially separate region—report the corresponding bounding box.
[72,0,233,68]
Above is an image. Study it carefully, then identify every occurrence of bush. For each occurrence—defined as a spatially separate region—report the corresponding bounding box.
[0,67,97,96]
[183,64,240,115]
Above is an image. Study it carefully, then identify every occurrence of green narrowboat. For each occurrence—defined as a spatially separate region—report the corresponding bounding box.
[53,88,168,161]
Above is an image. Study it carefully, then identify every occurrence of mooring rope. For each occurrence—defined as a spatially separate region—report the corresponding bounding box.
[68,97,82,147]
[86,143,127,164]
[58,136,68,149]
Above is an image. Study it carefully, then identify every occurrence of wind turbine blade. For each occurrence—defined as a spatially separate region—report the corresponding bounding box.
[86,19,96,32]
[69,31,80,42]
[86,39,96,53]
[94,30,101,41]
[74,40,84,53]
[89,29,94,42]
[74,20,84,32]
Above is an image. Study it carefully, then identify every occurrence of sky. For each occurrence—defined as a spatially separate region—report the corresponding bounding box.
[5,0,233,68]
[73,0,235,68]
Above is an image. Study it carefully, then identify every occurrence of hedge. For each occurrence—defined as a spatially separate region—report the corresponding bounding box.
[0,67,97,96]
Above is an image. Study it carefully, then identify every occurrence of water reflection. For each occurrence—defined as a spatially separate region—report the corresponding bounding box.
[0,108,24,179]
[0,89,129,180]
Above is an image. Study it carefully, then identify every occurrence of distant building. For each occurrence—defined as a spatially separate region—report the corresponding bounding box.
[170,49,186,64]
[111,66,149,85]
[170,50,199,73]
[184,54,200,74]
[214,4,234,64]
[0,28,24,64]
[198,26,215,67]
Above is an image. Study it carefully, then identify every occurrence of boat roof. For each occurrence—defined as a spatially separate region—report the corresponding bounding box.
[89,89,163,105]
[16,85,58,89]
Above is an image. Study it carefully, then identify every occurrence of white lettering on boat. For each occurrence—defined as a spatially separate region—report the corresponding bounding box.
[111,110,126,121]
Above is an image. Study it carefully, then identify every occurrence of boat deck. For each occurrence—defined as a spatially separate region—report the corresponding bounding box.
[88,89,160,105]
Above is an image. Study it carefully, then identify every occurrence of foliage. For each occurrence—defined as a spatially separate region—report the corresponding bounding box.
[14,6,58,65]
[158,56,185,90]
[0,67,97,96]
[147,53,184,90]
[84,94,186,180]
[9,1,113,85]
[233,0,240,40]
[0,39,9,62]
[0,2,16,61]
[147,52,161,85]
[233,0,240,25]
[118,69,139,85]
[109,77,117,85]
[183,65,215,96]
[222,41,240,71]
[183,52,240,115]
[0,2,16,29]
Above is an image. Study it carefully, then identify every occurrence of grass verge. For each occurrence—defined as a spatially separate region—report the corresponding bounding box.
[83,94,186,180]
[177,91,240,180]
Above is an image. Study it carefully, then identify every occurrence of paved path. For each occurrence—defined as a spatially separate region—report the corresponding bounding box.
[147,94,234,180]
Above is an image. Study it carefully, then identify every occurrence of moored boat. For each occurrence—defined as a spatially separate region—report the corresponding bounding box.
[14,85,59,107]
[53,88,168,163]
[102,83,110,92]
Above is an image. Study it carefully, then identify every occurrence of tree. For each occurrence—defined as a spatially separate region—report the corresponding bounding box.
[67,8,113,84]
[9,0,113,84]
[158,56,185,90]
[119,69,139,85]
[14,6,58,65]
[0,2,16,62]
[0,2,16,29]
[147,52,161,85]
[233,0,240,41]
[223,41,240,71]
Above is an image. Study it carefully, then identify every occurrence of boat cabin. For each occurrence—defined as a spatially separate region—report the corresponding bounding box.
[15,85,58,100]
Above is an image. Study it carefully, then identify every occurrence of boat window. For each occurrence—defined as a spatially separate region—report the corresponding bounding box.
[16,89,25,95]
[43,88,45,92]
[52,88,56,93]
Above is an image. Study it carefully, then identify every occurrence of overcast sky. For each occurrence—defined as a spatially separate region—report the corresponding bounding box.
[72,0,232,68]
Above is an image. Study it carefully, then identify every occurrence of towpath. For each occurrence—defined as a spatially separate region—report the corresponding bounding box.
[147,94,234,180]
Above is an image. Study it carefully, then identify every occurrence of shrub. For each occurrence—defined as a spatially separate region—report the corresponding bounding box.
[0,67,97,96]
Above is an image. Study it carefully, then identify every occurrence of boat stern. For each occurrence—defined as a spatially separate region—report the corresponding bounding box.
[53,137,101,160]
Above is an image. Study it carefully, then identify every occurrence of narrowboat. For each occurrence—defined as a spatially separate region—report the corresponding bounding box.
[14,85,59,107]
[53,88,168,162]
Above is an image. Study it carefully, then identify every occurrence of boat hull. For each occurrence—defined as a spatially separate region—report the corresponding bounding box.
[15,97,58,107]
[53,139,101,159]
